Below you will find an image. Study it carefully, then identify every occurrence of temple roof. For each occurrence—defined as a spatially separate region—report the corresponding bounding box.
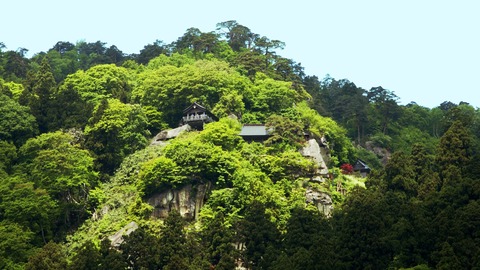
[239,124,272,137]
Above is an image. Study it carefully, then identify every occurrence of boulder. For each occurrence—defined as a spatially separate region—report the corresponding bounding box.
[305,187,333,216]
[300,138,329,176]
[151,124,191,145]
[108,221,138,247]
[147,182,211,220]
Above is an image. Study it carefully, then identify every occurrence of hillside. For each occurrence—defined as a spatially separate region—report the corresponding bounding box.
[1,21,479,269]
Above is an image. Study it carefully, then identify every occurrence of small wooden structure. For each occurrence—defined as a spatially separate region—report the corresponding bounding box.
[353,159,371,177]
[180,102,218,130]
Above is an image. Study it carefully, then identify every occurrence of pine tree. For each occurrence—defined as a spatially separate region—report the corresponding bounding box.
[21,58,56,133]
[158,210,189,269]
[120,226,159,269]
[436,120,473,180]
[240,201,280,270]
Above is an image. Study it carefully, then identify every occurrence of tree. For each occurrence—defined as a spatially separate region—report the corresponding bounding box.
[51,41,75,55]
[158,210,189,269]
[0,141,16,174]
[98,238,127,270]
[0,177,59,245]
[216,20,256,51]
[138,156,186,196]
[84,99,149,174]
[265,114,304,150]
[411,144,440,198]
[310,78,370,144]
[199,117,243,151]
[25,241,67,270]
[436,120,473,179]
[0,221,34,269]
[383,151,418,196]
[3,50,29,81]
[254,36,285,71]
[133,59,251,127]
[120,226,160,270]
[368,86,402,135]
[60,64,133,104]
[240,201,280,270]
[137,40,166,65]
[0,93,38,146]
[211,90,245,118]
[16,131,99,229]
[334,187,394,269]
[105,45,124,64]
[435,242,462,270]
[200,212,236,269]
[162,132,238,188]
[48,86,94,131]
[20,57,56,133]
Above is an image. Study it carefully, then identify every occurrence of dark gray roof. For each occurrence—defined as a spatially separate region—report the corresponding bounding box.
[183,102,206,114]
[354,159,371,171]
[239,124,271,136]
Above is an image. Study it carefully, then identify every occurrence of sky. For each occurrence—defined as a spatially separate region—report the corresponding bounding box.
[1,0,479,108]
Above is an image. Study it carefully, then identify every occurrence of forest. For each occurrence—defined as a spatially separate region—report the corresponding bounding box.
[0,20,479,269]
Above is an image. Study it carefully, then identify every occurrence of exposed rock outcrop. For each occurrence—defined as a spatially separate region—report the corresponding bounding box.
[365,141,391,166]
[147,182,211,220]
[305,188,333,216]
[300,138,330,178]
[151,124,191,145]
[108,221,138,247]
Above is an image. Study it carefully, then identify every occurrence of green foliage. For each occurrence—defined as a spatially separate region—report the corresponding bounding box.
[68,241,101,270]
[0,93,38,146]
[0,221,34,269]
[158,210,190,269]
[240,201,281,270]
[138,156,186,196]
[20,58,56,133]
[0,141,16,173]
[3,22,480,270]
[295,102,355,164]
[60,64,133,104]
[355,146,383,170]
[391,126,438,153]
[15,131,99,231]
[199,117,243,151]
[265,114,304,150]
[163,132,238,187]
[211,90,245,118]
[17,131,99,200]
[142,105,168,135]
[25,241,67,270]
[84,98,149,174]
[146,53,195,68]
[133,59,251,126]
[436,120,473,178]
[0,79,24,101]
[199,212,236,268]
[0,177,59,245]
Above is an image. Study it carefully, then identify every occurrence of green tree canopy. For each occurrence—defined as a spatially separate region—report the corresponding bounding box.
[0,93,38,146]
[84,98,149,174]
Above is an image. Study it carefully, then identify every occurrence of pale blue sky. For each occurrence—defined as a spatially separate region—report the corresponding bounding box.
[1,0,479,108]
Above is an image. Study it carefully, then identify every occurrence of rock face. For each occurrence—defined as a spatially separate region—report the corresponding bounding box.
[151,124,191,145]
[108,221,138,247]
[305,188,333,216]
[147,182,211,220]
[365,141,391,166]
[300,138,329,177]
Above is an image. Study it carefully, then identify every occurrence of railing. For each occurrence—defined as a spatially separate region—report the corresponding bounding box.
[182,114,212,122]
